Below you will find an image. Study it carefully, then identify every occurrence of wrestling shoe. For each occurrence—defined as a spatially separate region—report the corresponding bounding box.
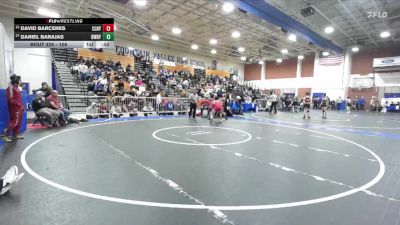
[0,128,7,137]
[0,166,24,195]
[13,135,24,140]
[1,136,12,143]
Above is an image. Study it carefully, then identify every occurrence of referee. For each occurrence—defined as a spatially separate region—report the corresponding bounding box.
[188,90,198,119]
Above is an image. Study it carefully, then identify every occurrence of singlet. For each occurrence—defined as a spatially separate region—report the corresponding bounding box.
[304,96,311,105]
[213,100,222,111]
[322,97,329,106]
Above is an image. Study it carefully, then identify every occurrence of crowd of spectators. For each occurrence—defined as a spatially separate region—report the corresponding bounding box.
[31,57,399,119]
[69,57,265,115]
[260,94,395,113]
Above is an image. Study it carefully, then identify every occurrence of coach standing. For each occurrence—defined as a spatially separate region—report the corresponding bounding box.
[1,74,24,143]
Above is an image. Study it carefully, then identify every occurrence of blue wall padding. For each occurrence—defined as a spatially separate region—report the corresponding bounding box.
[312,93,325,98]
[0,89,28,135]
[384,93,400,98]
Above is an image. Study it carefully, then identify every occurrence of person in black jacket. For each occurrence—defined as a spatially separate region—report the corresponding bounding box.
[32,91,60,126]
[33,82,53,97]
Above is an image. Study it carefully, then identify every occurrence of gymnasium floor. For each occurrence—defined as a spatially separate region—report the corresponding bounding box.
[0,111,400,225]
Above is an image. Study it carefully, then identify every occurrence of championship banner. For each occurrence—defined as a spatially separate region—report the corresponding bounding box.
[373,56,400,68]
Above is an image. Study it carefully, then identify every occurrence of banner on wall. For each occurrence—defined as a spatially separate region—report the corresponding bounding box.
[115,45,205,68]
[373,56,400,68]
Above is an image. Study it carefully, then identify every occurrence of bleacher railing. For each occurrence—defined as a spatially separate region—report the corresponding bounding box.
[59,95,111,116]
[56,95,190,117]
[254,99,270,112]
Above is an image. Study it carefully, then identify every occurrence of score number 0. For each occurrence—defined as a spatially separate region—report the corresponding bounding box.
[102,24,114,32]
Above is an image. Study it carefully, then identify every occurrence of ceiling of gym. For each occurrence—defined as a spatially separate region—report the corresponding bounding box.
[0,0,399,63]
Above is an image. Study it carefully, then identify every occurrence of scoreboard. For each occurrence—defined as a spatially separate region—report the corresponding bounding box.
[14,18,114,49]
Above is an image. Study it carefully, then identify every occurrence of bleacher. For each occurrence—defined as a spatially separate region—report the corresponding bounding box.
[51,49,90,112]
[77,49,134,68]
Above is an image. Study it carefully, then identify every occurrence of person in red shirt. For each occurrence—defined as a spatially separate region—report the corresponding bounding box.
[1,74,24,143]
[46,90,71,124]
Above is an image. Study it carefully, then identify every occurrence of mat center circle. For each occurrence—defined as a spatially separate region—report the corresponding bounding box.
[152,126,252,146]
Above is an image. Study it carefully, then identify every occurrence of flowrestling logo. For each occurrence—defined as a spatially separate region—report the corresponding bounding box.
[367,11,388,18]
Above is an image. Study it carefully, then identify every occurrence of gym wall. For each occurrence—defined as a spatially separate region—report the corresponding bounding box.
[244,63,261,80]
[265,58,297,79]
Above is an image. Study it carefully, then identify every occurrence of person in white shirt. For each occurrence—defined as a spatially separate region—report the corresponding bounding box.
[269,91,278,114]
[346,97,352,113]
[232,74,237,81]
[370,97,377,111]
[182,80,189,89]
[143,102,154,112]
[143,102,154,116]
[78,62,89,82]
[156,92,162,113]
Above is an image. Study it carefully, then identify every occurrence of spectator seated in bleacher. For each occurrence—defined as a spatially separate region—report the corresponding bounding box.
[135,77,144,87]
[86,102,99,119]
[111,103,123,118]
[126,64,133,74]
[32,91,61,126]
[113,81,125,96]
[126,100,138,116]
[143,102,154,116]
[78,62,89,82]
[46,90,71,125]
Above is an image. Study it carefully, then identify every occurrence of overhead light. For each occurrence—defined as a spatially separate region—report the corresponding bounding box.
[151,34,159,41]
[281,49,288,54]
[380,31,390,38]
[222,2,234,13]
[232,31,240,38]
[276,58,283,63]
[351,46,359,52]
[238,47,245,52]
[133,0,147,6]
[240,56,246,61]
[37,7,60,18]
[191,44,199,50]
[211,49,217,54]
[322,51,329,56]
[288,34,297,42]
[324,26,334,34]
[172,27,182,35]
[298,55,304,60]
[258,60,264,64]
[209,39,218,45]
